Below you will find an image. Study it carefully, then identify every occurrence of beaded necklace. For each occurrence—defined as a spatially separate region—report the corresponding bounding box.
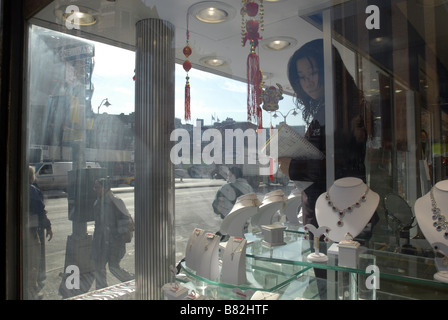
[429,187,448,239]
[325,185,369,227]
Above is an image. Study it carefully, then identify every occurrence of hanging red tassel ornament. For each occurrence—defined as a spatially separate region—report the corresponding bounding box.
[183,14,192,121]
[183,59,192,121]
[241,0,264,125]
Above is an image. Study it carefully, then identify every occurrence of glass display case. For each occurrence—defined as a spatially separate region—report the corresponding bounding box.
[175,229,448,300]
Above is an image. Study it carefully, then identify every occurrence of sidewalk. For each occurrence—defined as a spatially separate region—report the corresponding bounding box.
[112,178,226,193]
[42,178,227,198]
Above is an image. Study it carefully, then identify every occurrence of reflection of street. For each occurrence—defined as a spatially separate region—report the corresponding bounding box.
[39,178,295,299]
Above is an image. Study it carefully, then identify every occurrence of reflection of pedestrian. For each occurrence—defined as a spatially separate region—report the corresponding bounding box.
[212,167,253,219]
[28,166,53,299]
[92,178,134,289]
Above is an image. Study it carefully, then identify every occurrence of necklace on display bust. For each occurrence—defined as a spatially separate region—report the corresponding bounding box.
[325,185,369,227]
[230,237,244,261]
[429,187,448,239]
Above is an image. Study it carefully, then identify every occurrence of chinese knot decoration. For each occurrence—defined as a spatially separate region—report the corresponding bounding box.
[262,83,283,112]
[241,0,264,129]
[183,13,192,121]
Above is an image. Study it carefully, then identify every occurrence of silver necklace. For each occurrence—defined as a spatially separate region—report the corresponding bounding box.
[230,238,244,260]
[429,187,448,239]
[325,185,369,227]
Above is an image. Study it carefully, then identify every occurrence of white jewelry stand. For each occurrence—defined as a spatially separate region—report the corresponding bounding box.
[316,177,379,242]
[433,242,448,284]
[414,180,448,283]
[232,288,255,300]
[185,228,206,271]
[162,265,189,300]
[414,181,448,253]
[221,236,247,285]
[284,190,301,225]
[251,190,286,229]
[220,193,261,238]
[184,290,206,300]
[196,232,220,280]
[305,224,330,262]
[250,291,280,300]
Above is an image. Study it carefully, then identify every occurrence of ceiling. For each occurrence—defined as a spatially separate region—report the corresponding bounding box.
[30,0,345,96]
[29,0,448,98]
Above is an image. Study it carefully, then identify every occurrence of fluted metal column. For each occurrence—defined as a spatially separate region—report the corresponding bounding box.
[134,19,175,300]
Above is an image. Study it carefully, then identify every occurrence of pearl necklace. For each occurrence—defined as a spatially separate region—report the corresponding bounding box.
[429,187,448,239]
[325,185,369,227]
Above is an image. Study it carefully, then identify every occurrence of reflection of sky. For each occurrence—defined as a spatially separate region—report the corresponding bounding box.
[91,42,305,129]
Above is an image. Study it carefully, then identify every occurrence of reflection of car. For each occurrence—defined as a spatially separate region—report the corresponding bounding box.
[33,161,101,191]
[187,164,216,178]
[122,176,135,186]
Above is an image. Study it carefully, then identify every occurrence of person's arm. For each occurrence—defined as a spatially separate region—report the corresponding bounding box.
[278,157,326,182]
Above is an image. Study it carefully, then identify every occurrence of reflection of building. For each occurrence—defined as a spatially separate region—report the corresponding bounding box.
[93,113,125,150]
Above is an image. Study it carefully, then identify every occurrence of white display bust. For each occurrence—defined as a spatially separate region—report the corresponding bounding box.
[415,180,448,283]
[414,180,448,255]
[251,190,286,228]
[284,189,301,225]
[316,177,379,242]
[220,193,261,237]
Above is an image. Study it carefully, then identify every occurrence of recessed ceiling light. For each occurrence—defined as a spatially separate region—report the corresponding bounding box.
[261,37,297,51]
[197,7,228,23]
[189,1,236,23]
[62,11,96,26]
[54,6,98,27]
[199,56,228,67]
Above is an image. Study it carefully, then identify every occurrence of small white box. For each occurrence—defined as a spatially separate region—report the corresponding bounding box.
[261,224,286,246]
[337,240,360,268]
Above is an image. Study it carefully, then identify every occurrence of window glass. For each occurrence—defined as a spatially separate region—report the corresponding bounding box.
[23,0,448,300]
[40,165,53,175]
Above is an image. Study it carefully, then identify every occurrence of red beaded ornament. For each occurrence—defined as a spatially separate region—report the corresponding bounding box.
[183,14,192,121]
[241,0,264,129]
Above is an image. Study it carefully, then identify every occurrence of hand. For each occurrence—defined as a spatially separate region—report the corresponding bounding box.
[46,228,53,241]
[277,157,291,178]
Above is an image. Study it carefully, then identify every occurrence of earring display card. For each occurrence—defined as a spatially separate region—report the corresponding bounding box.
[185,228,206,271]
[221,236,247,285]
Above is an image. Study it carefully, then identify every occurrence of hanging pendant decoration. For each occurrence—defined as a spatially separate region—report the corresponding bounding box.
[183,13,192,121]
[262,83,284,112]
[241,0,264,128]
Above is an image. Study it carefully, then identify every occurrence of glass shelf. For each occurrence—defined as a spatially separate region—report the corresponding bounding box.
[246,231,448,288]
[177,230,448,300]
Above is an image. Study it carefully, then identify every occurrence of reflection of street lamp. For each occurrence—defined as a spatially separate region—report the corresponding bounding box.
[273,108,298,123]
[97,98,111,114]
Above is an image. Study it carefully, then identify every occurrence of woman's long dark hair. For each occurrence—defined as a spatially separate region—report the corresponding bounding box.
[287,39,362,128]
[287,39,367,179]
